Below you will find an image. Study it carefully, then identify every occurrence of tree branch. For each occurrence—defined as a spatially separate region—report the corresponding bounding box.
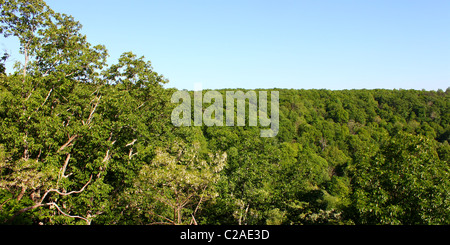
[84,95,101,126]
[22,37,33,83]
[125,139,137,147]
[60,153,72,179]
[57,134,78,153]
[136,102,145,110]
[190,214,198,225]
[47,202,91,225]
[192,185,208,217]
[40,88,53,109]
[40,175,92,204]
[102,150,110,163]
[180,192,195,209]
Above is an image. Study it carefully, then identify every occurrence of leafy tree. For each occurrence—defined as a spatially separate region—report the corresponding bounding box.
[349,132,450,224]
[123,139,226,225]
[1,0,134,224]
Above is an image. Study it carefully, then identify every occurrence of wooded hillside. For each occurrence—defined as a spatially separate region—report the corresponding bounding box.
[1,0,449,225]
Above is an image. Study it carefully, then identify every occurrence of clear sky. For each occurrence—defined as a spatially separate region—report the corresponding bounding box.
[2,0,449,91]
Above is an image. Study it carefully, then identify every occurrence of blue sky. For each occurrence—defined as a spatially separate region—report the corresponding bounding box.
[1,0,449,90]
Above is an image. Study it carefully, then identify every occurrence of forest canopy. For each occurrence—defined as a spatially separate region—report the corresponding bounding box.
[0,0,449,225]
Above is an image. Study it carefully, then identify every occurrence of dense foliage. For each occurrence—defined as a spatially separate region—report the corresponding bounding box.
[1,0,449,225]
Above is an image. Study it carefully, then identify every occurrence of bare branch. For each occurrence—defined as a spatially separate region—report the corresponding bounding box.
[40,175,92,204]
[102,150,110,163]
[190,214,198,225]
[57,134,78,153]
[47,202,91,225]
[64,71,75,77]
[40,88,53,109]
[136,102,145,110]
[128,148,138,160]
[36,148,42,162]
[128,148,133,159]
[60,154,72,179]
[23,133,29,160]
[125,139,137,147]
[85,95,101,126]
[25,87,35,101]
[90,86,101,96]
[22,37,32,83]
[192,185,208,217]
